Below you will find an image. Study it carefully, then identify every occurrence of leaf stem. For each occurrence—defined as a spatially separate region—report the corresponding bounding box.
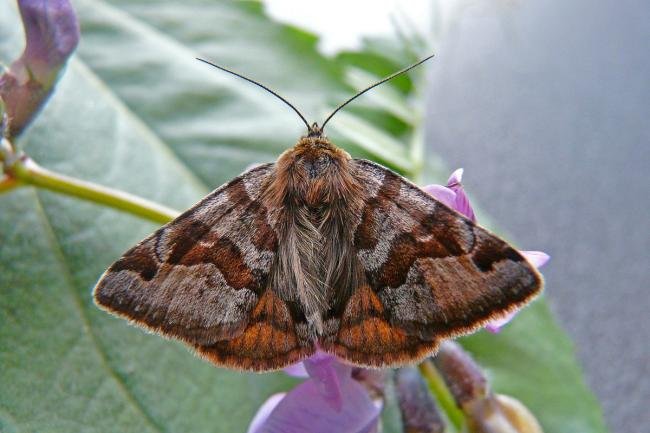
[419,359,465,430]
[2,142,179,224]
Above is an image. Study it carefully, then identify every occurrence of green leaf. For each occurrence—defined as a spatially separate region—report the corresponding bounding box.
[328,111,412,173]
[0,1,608,433]
[343,67,416,124]
[72,0,350,186]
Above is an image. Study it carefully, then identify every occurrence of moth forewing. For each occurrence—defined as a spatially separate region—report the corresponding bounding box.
[318,159,543,367]
[94,136,542,371]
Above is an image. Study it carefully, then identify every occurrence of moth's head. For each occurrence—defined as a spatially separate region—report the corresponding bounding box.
[307,122,324,138]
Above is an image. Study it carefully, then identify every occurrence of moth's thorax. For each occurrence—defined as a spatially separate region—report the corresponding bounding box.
[262,135,365,339]
[269,136,354,208]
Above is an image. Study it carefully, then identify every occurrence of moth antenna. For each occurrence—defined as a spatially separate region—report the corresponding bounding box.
[196,58,311,131]
[320,54,435,130]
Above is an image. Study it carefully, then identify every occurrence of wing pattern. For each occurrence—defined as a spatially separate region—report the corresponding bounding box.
[323,160,543,366]
[93,163,314,370]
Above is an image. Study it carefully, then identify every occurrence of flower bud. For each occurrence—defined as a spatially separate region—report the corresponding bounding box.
[0,0,79,137]
[460,394,544,433]
[492,394,544,433]
[433,341,488,406]
[433,342,543,433]
[394,367,445,433]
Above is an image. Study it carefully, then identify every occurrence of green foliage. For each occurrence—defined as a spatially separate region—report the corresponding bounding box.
[0,1,607,432]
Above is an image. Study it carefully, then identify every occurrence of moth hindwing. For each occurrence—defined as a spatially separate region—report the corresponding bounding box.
[94,135,542,371]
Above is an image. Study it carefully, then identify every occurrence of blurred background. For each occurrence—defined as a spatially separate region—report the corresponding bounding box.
[266,0,650,431]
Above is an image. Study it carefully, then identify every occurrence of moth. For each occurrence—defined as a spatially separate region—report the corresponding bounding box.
[93,56,542,371]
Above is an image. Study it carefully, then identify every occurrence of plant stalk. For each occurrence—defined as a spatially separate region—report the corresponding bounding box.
[1,143,178,224]
[419,359,465,430]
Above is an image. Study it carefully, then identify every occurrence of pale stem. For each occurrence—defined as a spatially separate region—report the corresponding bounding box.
[3,151,179,224]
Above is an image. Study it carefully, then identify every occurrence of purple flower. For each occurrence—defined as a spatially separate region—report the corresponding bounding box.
[424,169,549,333]
[423,168,476,222]
[0,0,79,137]
[248,352,381,433]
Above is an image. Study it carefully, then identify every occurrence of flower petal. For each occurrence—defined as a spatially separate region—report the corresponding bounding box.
[19,0,80,83]
[303,353,349,411]
[247,393,286,433]
[520,251,550,269]
[422,184,457,209]
[251,374,380,433]
[283,362,309,378]
[445,168,476,222]
[453,188,476,221]
[447,168,464,185]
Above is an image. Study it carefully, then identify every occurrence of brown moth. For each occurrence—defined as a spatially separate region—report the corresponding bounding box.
[93,56,542,372]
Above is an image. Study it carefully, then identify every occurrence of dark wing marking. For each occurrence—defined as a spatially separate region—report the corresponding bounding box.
[93,163,313,370]
[323,159,543,367]
[197,289,314,371]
